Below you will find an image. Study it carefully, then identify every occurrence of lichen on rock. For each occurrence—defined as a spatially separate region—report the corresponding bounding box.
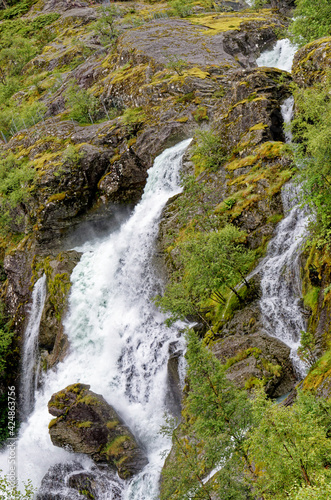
[48,383,148,479]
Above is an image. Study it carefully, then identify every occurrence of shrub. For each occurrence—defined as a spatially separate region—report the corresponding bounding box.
[66,81,100,124]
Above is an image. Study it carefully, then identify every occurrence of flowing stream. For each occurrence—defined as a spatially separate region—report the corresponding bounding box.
[259,183,309,376]
[0,138,191,498]
[258,93,309,376]
[20,274,47,420]
[257,38,297,72]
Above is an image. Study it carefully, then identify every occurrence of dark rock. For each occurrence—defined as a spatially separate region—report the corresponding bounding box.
[36,250,81,369]
[48,384,148,479]
[166,342,184,418]
[212,332,297,397]
[37,461,123,500]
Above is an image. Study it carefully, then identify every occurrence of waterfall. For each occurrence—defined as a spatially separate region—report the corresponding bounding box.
[20,274,47,419]
[258,95,309,377]
[257,39,298,72]
[259,185,309,376]
[0,138,192,498]
[280,95,294,143]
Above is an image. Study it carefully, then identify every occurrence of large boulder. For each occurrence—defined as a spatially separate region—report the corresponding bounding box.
[212,332,297,397]
[48,384,148,479]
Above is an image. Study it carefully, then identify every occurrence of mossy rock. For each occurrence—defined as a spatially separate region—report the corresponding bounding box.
[48,383,148,479]
[292,36,331,87]
[212,332,297,397]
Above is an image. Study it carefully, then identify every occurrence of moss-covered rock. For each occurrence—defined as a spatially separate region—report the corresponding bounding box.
[292,36,331,87]
[211,331,296,397]
[48,383,148,479]
[32,250,81,369]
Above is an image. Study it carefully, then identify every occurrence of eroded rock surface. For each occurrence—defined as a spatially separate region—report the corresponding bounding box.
[212,332,296,397]
[48,384,148,479]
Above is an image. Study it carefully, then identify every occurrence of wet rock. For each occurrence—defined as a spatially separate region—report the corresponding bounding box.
[166,342,184,418]
[37,461,123,500]
[212,332,297,397]
[117,15,286,71]
[48,384,148,479]
[35,250,81,369]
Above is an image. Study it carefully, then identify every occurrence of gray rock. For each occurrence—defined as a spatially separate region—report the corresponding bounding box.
[48,384,148,479]
[212,332,297,397]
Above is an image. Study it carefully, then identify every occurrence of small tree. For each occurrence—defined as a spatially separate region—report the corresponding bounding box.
[166,56,188,76]
[66,80,100,124]
[161,329,255,500]
[289,0,331,46]
[247,389,331,499]
[297,330,318,367]
[156,224,255,325]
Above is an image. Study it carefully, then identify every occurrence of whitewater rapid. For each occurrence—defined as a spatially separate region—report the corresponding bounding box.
[0,138,192,498]
[257,38,297,73]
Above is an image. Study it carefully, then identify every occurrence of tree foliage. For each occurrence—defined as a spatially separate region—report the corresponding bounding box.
[0,472,35,499]
[291,73,331,247]
[156,224,254,325]
[290,0,331,46]
[162,332,331,500]
[247,389,331,499]
[161,329,254,500]
[66,80,100,124]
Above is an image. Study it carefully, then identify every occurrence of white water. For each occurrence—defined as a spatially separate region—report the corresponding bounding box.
[281,95,294,142]
[258,94,309,377]
[259,184,309,376]
[257,39,298,72]
[0,138,192,498]
[20,274,47,419]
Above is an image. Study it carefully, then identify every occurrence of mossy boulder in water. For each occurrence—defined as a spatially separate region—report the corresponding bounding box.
[48,383,148,479]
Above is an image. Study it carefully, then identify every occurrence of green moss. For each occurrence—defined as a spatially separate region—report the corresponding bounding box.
[76,421,93,428]
[48,418,58,429]
[46,192,66,204]
[249,122,268,131]
[303,349,331,395]
[103,435,130,458]
[303,286,321,312]
[224,347,262,369]
[106,420,119,429]
[192,106,208,122]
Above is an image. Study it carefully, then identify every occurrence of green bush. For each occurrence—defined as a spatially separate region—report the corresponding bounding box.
[0,153,36,234]
[192,130,228,172]
[291,73,331,247]
[66,81,100,124]
[170,0,193,17]
[290,0,331,46]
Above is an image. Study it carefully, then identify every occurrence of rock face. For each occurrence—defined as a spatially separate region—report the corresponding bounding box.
[292,36,331,87]
[212,332,297,398]
[34,250,81,370]
[48,384,148,479]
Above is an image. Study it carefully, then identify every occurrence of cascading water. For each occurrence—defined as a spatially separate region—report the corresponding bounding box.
[0,138,191,498]
[259,185,309,376]
[20,274,47,419]
[256,39,297,72]
[258,94,309,377]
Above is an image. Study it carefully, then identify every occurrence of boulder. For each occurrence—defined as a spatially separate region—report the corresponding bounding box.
[48,384,148,479]
[212,332,297,397]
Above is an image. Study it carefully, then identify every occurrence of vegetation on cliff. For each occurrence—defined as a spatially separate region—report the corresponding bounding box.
[161,331,331,500]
